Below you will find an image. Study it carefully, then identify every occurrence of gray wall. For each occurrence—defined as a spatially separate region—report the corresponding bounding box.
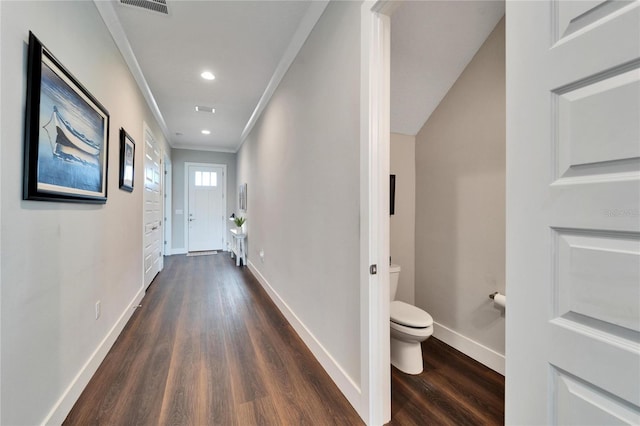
[170,148,237,252]
[0,1,169,423]
[390,133,416,304]
[237,0,361,386]
[415,19,506,363]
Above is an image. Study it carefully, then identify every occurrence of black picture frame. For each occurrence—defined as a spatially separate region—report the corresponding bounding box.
[119,128,135,192]
[23,32,110,204]
[390,174,396,215]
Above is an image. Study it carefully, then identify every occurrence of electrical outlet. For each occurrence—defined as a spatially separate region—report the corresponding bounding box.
[95,301,101,320]
[259,249,265,263]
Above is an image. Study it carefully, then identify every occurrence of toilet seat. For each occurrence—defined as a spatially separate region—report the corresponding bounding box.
[390,301,433,328]
[390,320,433,340]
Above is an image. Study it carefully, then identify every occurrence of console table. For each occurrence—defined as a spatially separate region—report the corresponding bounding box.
[229,228,247,267]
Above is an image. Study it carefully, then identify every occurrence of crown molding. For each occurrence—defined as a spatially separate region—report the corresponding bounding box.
[171,143,237,154]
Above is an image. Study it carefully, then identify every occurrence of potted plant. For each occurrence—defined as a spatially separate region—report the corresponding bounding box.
[234,216,246,233]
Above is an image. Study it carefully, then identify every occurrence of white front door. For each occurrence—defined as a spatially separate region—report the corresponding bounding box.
[187,164,225,252]
[506,1,639,424]
[143,127,162,288]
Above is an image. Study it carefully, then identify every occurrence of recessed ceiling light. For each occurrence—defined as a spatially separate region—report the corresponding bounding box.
[201,130,211,135]
[200,71,215,80]
[195,106,215,113]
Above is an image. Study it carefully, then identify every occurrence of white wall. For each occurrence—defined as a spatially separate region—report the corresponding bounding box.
[0,2,169,424]
[414,18,505,373]
[390,133,415,304]
[170,148,236,253]
[236,0,361,399]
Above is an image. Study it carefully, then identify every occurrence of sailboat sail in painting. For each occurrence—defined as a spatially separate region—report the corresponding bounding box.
[23,31,110,203]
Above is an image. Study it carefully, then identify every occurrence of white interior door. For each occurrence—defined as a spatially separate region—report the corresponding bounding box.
[187,164,225,252]
[506,1,640,424]
[143,127,162,288]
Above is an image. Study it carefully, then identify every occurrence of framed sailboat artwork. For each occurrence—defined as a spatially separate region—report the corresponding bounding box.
[23,32,110,203]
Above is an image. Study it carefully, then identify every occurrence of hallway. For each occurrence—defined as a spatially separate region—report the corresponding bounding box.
[64,254,361,425]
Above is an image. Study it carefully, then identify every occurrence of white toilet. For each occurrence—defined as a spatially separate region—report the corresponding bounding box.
[390,264,433,374]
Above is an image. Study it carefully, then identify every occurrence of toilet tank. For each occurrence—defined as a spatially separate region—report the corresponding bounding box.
[390,264,401,301]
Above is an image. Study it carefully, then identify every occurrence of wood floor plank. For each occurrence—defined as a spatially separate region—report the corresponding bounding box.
[237,397,283,426]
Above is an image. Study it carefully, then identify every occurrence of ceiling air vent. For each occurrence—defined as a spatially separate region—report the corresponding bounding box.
[195,106,216,114]
[120,0,169,15]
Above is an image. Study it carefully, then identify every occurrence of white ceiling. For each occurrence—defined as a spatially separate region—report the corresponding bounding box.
[391,1,505,136]
[112,0,314,152]
[107,0,504,152]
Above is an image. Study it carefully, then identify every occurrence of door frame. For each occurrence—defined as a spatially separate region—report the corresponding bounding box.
[359,0,401,424]
[183,162,227,253]
[163,154,172,256]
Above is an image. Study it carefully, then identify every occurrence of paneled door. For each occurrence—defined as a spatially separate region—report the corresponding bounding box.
[143,126,162,288]
[506,1,639,424]
[187,164,225,252]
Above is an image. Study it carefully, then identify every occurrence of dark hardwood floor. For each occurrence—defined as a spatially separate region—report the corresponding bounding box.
[64,254,361,425]
[391,339,505,425]
[64,254,504,425]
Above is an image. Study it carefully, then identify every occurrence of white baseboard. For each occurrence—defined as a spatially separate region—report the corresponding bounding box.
[433,321,505,375]
[168,248,229,256]
[42,287,146,425]
[247,261,362,412]
[169,247,187,255]
[167,248,189,256]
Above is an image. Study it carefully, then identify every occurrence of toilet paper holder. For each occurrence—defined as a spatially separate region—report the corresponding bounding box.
[489,291,506,310]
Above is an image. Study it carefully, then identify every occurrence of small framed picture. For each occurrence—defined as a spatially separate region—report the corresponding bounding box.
[239,183,247,211]
[119,128,135,192]
[390,174,396,215]
[23,32,109,203]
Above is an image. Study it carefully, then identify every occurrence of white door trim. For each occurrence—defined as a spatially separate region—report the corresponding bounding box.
[159,154,164,272]
[183,162,227,253]
[360,1,400,424]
